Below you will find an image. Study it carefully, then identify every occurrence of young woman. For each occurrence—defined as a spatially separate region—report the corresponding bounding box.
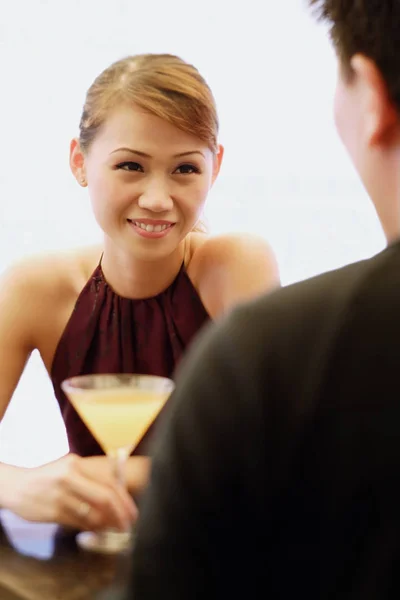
[0,54,279,533]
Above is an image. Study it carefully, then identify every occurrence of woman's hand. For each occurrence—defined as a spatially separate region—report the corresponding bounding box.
[3,454,137,531]
[78,455,151,497]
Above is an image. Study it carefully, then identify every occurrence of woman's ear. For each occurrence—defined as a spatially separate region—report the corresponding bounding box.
[70,138,87,186]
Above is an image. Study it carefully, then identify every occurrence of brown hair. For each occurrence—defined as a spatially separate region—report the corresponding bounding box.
[309,0,400,111]
[79,53,219,154]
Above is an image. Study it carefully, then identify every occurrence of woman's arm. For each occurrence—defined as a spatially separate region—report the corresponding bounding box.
[125,456,150,497]
[0,259,136,530]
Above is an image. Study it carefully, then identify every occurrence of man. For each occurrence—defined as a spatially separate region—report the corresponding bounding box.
[129,1,400,598]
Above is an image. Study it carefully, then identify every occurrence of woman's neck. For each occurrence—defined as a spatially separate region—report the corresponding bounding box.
[100,237,186,299]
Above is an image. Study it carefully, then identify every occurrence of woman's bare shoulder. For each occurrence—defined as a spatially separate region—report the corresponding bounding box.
[187,232,280,317]
[0,244,103,300]
[185,232,208,266]
[188,232,279,275]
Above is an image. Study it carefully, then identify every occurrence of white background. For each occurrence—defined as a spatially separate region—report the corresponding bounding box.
[0,0,385,466]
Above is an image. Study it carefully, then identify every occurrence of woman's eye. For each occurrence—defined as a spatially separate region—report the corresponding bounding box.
[175,164,200,175]
[116,161,143,172]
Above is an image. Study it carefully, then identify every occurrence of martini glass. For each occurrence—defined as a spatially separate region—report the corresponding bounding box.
[61,373,174,554]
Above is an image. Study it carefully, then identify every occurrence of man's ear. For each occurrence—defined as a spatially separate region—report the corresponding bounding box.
[351,54,398,147]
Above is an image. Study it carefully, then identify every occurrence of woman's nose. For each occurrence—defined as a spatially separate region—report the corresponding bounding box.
[137,179,174,213]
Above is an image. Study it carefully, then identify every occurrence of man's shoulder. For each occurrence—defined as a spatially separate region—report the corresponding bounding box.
[202,244,397,380]
[232,245,395,334]
[182,243,399,385]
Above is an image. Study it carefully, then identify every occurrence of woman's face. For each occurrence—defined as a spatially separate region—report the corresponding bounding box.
[71,104,223,261]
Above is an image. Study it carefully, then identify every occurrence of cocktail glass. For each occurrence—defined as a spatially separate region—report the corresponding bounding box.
[61,373,174,554]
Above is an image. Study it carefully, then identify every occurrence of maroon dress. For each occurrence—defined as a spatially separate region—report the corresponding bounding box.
[50,261,210,456]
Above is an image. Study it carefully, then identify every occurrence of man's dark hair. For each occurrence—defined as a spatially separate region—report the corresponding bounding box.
[309,1,400,111]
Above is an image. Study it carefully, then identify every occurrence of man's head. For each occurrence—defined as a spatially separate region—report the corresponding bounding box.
[309,0,400,242]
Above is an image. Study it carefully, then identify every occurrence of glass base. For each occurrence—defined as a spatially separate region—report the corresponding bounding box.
[76,529,132,554]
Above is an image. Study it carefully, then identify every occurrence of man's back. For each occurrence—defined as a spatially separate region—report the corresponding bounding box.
[131,241,400,599]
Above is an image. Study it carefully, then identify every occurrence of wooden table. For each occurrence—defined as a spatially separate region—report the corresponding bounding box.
[0,510,132,599]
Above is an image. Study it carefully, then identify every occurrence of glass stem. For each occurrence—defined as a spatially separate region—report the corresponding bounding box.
[109,447,129,489]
